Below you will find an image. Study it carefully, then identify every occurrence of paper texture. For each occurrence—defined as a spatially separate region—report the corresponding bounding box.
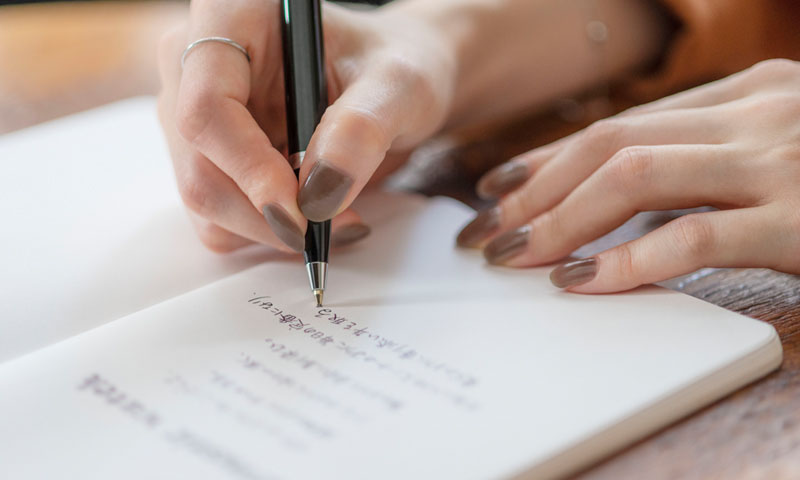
[0,193,778,480]
[0,98,272,362]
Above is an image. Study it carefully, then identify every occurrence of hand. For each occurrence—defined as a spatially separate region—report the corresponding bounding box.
[157,0,455,252]
[457,59,800,293]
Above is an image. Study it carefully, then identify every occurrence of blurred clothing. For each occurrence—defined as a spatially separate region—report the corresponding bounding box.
[628,0,800,99]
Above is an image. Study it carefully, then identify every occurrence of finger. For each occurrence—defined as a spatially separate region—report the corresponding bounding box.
[624,76,744,116]
[457,106,730,249]
[485,64,789,206]
[158,26,300,252]
[624,60,799,116]
[177,4,307,249]
[297,57,450,222]
[500,107,729,231]
[485,144,758,266]
[187,211,254,253]
[549,207,783,293]
[174,151,306,252]
[330,209,372,248]
[477,80,740,203]
[476,140,565,200]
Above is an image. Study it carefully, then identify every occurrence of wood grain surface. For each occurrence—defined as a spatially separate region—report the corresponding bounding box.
[1,2,798,478]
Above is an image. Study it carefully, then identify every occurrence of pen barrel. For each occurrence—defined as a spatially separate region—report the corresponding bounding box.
[282,0,330,270]
[281,0,328,156]
[296,164,329,263]
[304,218,330,264]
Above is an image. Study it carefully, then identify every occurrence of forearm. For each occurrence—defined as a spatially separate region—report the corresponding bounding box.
[385,0,674,127]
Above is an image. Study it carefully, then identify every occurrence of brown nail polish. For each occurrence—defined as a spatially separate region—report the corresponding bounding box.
[262,204,305,252]
[483,225,531,265]
[477,161,528,199]
[331,223,371,247]
[550,258,597,288]
[298,161,354,222]
[456,207,501,248]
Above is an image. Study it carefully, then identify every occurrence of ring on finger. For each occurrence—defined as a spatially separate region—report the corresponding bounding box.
[181,37,251,68]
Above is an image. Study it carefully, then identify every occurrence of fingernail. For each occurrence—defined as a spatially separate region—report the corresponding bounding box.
[262,204,305,252]
[477,161,528,199]
[550,258,597,288]
[298,161,354,222]
[332,223,371,247]
[457,207,501,248]
[483,225,531,265]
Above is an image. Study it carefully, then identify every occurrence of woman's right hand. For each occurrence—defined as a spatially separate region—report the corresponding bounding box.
[157,0,456,253]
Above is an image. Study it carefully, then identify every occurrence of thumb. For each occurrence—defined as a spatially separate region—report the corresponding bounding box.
[297,63,449,222]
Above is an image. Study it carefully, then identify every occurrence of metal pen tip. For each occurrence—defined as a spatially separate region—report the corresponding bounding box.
[314,289,324,308]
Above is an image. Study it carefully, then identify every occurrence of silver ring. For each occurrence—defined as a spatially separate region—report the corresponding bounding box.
[181,37,251,68]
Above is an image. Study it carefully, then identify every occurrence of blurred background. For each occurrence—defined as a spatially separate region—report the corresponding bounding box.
[0,0,188,133]
[0,0,390,134]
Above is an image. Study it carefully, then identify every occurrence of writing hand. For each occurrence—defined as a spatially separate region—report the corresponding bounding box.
[158,1,455,253]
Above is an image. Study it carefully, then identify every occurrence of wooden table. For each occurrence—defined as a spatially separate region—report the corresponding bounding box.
[2,2,798,478]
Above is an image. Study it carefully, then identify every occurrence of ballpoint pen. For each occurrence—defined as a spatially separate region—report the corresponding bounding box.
[280,0,330,307]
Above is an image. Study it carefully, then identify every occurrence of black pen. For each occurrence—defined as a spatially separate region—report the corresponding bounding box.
[280,0,330,307]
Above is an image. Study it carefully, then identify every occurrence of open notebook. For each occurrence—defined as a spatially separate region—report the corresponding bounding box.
[0,98,782,479]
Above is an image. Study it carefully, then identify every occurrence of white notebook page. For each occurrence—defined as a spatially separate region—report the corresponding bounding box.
[0,98,273,363]
[0,194,779,480]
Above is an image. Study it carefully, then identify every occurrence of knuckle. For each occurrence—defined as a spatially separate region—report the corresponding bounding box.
[611,243,637,280]
[193,0,271,22]
[193,222,238,254]
[604,147,654,198]
[784,94,800,116]
[177,163,219,217]
[775,141,800,168]
[175,87,216,146]
[749,58,799,78]
[670,214,717,261]
[738,92,800,120]
[332,104,391,151]
[232,163,269,201]
[537,206,565,238]
[764,92,800,120]
[157,26,184,71]
[739,59,800,91]
[582,119,623,149]
[385,54,437,102]
[380,54,448,133]
[502,186,536,225]
[500,191,523,223]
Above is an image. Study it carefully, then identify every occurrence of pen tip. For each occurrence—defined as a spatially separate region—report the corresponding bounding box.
[314,289,324,308]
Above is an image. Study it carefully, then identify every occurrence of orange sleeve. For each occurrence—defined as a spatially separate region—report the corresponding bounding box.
[624,0,800,100]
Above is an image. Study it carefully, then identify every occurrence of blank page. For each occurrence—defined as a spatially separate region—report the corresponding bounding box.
[0,98,274,362]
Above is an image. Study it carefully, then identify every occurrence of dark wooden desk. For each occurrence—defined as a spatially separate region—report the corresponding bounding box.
[2,2,798,478]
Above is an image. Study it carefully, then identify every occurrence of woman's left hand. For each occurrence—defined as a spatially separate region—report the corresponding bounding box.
[456,59,800,293]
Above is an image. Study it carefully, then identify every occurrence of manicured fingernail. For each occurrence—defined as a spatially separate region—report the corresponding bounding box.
[262,204,305,252]
[456,207,501,248]
[298,161,354,222]
[332,222,371,247]
[550,258,597,288]
[477,161,529,199]
[483,225,531,265]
